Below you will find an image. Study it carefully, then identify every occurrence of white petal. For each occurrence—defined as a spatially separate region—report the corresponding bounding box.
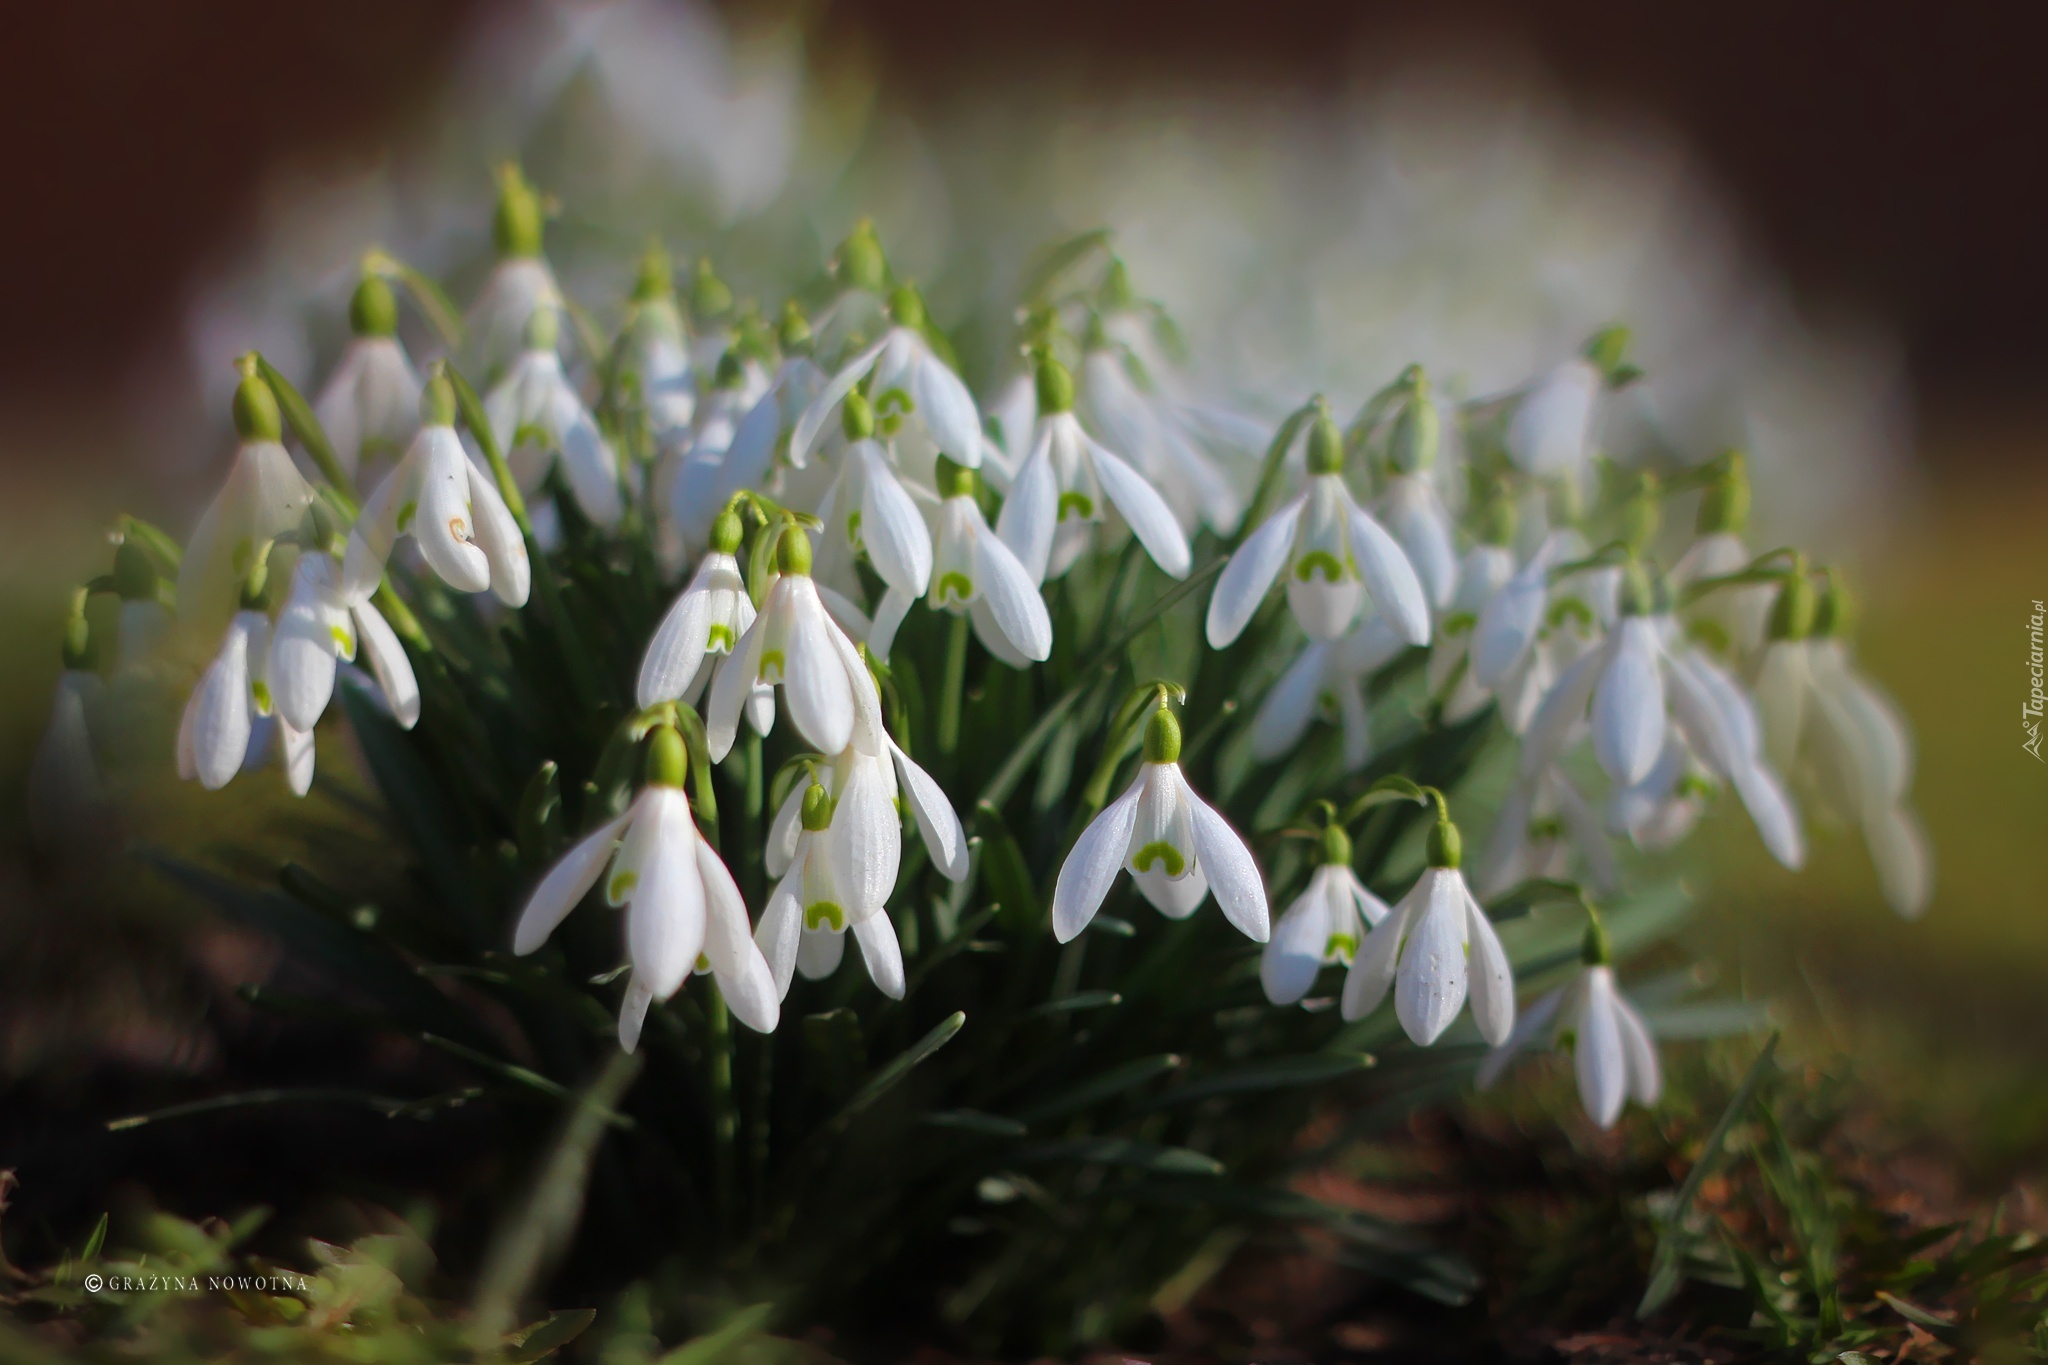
[556,404,625,527]
[1394,869,1468,1045]
[269,583,346,733]
[867,587,914,663]
[994,433,1059,585]
[1462,883,1516,1046]
[1753,641,1811,778]
[697,840,780,1033]
[796,924,846,980]
[191,616,262,790]
[1520,642,1607,778]
[789,335,889,467]
[1345,501,1431,646]
[828,755,901,921]
[972,524,1053,661]
[1135,863,1209,918]
[1506,359,1599,475]
[1574,968,1628,1128]
[413,429,493,593]
[1181,774,1268,941]
[513,812,633,954]
[781,585,855,755]
[1866,802,1934,920]
[706,614,768,761]
[466,459,531,607]
[1592,618,1667,786]
[1471,562,1548,689]
[617,977,656,1054]
[1732,762,1806,870]
[969,598,1035,668]
[856,446,934,595]
[352,599,419,728]
[766,780,807,879]
[852,913,907,999]
[911,351,983,468]
[1382,476,1459,610]
[1249,642,1327,762]
[755,875,805,998]
[1612,990,1663,1106]
[1206,495,1304,648]
[340,453,415,604]
[639,585,716,709]
[1340,895,1411,1022]
[626,789,707,999]
[1051,778,1143,942]
[279,715,315,796]
[890,739,968,881]
[1089,441,1191,578]
[1262,877,1332,1005]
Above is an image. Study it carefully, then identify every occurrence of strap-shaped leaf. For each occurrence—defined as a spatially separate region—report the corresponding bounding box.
[826,1011,966,1132]
[1019,1053,1183,1123]
[1146,1051,1374,1108]
[1017,1137,1223,1176]
[922,1110,1028,1137]
[255,353,357,511]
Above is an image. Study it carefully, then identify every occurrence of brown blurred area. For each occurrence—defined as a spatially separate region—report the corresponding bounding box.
[0,0,2044,470]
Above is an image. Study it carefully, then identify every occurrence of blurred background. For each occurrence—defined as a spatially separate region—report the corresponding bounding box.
[0,0,2043,1229]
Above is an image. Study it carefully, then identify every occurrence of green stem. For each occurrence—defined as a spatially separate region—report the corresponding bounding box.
[742,729,765,905]
[938,612,969,754]
[706,990,737,1248]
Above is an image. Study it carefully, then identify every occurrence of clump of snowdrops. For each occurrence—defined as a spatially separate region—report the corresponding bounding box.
[28,166,1931,1356]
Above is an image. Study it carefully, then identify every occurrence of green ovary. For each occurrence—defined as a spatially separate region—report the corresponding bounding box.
[804,902,845,931]
[1057,491,1095,521]
[1293,550,1345,583]
[1131,841,1185,876]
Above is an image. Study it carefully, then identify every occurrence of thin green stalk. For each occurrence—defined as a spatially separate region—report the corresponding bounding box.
[706,990,737,1248]
[938,612,969,754]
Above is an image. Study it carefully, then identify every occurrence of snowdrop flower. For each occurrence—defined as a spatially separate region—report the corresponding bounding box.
[29,600,104,841]
[1479,916,1660,1129]
[755,782,908,1000]
[1428,513,1518,725]
[313,274,422,484]
[619,243,695,439]
[1468,530,1616,735]
[1640,643,1804,869]
[178,362,316,639]
[637,505,765,724]
[1669,454,1774,659]
[1475,766,1619,902]
[1521,566,1670,787]
[176,604,287,792]
[812,391,932,659]
[268,552,419,734]
[1505,357,1602,479]
[1372,370,1459,611]
[666,350,766,562]
[1248,614,1407,770]
[468,165,564,380]
[790,283,983,475]
[996,356,1191,584]
[1261,822,1389,1007]
[711,305,828,507]
[512,725,779,1052]
[485,308,624,527]
[706,526,876,762]
[1205,410,1430,649]
[1077,342,1241,537]
[341,370,530,608]
[1341,797,1514,1046]
[1051,705,1268,942]
[684,256,740,385]
[108,541,174,671]
[926,457,1053,667]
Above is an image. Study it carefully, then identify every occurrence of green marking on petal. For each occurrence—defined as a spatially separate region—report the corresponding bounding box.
[396,500,418,533]
[804,902,845,931]
[760,649,785,677]
[937,571,974,603]
[847,509,862,545]
[609,870,638,901]
[1131,841,1185,876]
[329,623,355,653]
[1324,933,1358,962]
[1441,611,1476,636]
[1057,491,1095,521]
[707,623,735,651]
[250,679,273,714]
[1294,550,1345,583]
[230,538,255,577]
[696,952,711,972]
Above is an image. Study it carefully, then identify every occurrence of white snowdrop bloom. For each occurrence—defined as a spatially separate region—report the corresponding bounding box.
[924,458,1051,667]
[620,246,696,438]
[512,726,779,1052]
[682,256,744,391]
[1520,571,1671,788]
[1659,643,1805,868]
[666,350,768,562]
[984,370,1036,489]
[1261,823,1389,1007]
[1478,957,1661,1129]
[789,284,983,475]
[176,608,274,792]
[636,508,769,736]
[1249,614,1407,770]
[179,366,317,640]
[1205,411,1430,650]
[1051,707,1268,943]
[706,527,877,762]
[1669,454,1772,658]
[485,309,624,528]
[1505,356,1602,478]
[468,166,564,379]
[29,651,103,842]
[341,372,530,608]
[755,782,908,1001]
[1340,809,1514,1046]
[1370,370,1459,611]
[1469,530,1592,697]
[995,357,1192,584]
[268,552,420,734]
[812,391,933,660]
[1428,539,1517,724]
[1475,766,1619,902]
[712,309,828,509]
[314,275,422,484]
[1077,344,1242,537]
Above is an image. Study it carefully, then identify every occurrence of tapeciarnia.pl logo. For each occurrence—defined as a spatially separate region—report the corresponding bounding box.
[2027,599,2045,762]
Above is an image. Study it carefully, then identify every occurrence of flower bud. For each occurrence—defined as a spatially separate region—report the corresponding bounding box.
[801,781,834,833]
[239,545,272,610]
[232,357,282,443]
[634,242,673,303]
[1580,913,1612,966]
[1388,370,1438,474]
[113,541,158,602]
[524,305,560,353]
[1035,355,1075,415]
[1767,573,1816,642]
[709,507,745,556]
[935,455,976,500]
[1583,325,1630,379]
[349,274,399,338]
[778,300,813,355]
[61,588,95,671]
[1697,451,1750,535]
[420,369,458,427]
[1099,257,1134,313]
[690,258,733,324]
[1812,570,1853,639]
[1306,412,1344,476]
[1141,706,1182,764]
[644,724,688,789]
[1317,821,1353,868]
[888,284,928,333]
[1620,472,1662,551]
[835,220,887,296]
[842,389,876,442]
[1426,816,1463,870]
[777,526,813,576]
[492,164,545,259]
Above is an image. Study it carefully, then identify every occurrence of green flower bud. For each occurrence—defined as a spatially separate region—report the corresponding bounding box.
[777,525,813,576]
[525,305,560,353]
[61,589,95,671]
[1620,472,1662,552]
[1389,374,1438,474]
[231,357,282,443]
[1141,706,1182,764]
[1426,816,1463,870]
[690,258,733,323]
[1306,412,1345,476]
[1697,451,1750,536]
[349,274,399,338]
[113,541,159,602]
[492,164,545,259]
[238,545,271,610]
[1619,562,1658,617]
[1584,325,1630,378]
[709,507,745,556]
[634,242,673,303]
[644,724,688,789]
[935,455,976,500]
[888,284,928,332]
[1100,258,1135,312]
[1812,570,1853,639]
[1317,822,1353,868]
[420,369,457,427]
[835,220,887,296]
[1477,481,1518,547]
[1580,913,1612,966]
[1035,355,1075,415]
[842,389,876,442]
[1767,573,1816,642]
[778,300,813,355]
[801,781,834,832]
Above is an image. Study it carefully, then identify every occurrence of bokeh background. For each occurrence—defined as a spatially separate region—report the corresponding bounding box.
[1,0,2044,1226]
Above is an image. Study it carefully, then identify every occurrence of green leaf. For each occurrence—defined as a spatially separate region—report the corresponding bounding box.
[1020,228,1113,304]
[1020,1054,1183,1123]
[1017,1137,1223,1176]
[443,361,529,526]
[255,354,357,512]
[974,802,1042,933]
[1638,1000,1774,1040]
[827,1011,966,1131]
[78,1213,108,1260]
[107,1085,482,1130]
[1875,1291,1959,1339]
[504,1308,598,1362]
[1147,1052,1374,1107]
[656,1303,776,1365]
[923,1110,1029,1137]
[1087,915,1135,937]
[1023,990,1122,1018]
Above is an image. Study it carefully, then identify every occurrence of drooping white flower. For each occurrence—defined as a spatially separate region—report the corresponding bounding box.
[1051,707,1268,942]
[176,608,274,792]
[485,308,624,527]
[619,245,696,439]
[1520,571,1672,788]
[468,166,564,380]
[710,306,828,507]
[705,526,877,762]
[811,391,933,659]
[1341,808,1514,1046]
[341,371,530,608]
[665,348,773,563]
[789,284,984,475]
[1428,538,1517,724]
[755,781,908,1001]
[314,274,423,485]
[1478,959,1661,1129]
[1205,411,1430,650]
[178,366,317,640]
[1368,369,1460,611]
[512,726,779,1051]
[1076,343,1243,537]
[1248,614,1407,770]
[1669,454,1771,658]
[637,507,769,735]
[995,357,1191,584]
[1468,530,1617,734]
[268,552,420,734]
[29,611,104,842]
[1504,356,1602,478]
[1261,824,1389,1006]
[924,459,1053,667]
[1474,766,1619,901]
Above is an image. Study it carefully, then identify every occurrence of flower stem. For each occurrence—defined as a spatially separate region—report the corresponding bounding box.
[706,989,737,1246]
[938,611,969,754]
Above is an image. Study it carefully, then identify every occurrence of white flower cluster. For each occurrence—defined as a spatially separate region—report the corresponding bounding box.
[37,180,1930,1130]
